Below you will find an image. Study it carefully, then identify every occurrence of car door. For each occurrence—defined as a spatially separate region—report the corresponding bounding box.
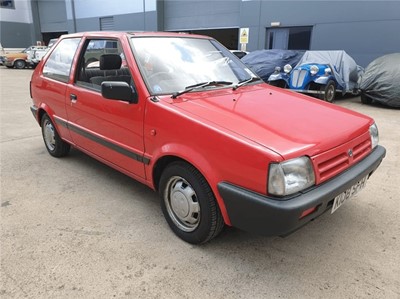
[65,37,147,179]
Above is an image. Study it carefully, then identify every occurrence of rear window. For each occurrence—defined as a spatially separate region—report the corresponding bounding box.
[43,38,81,83]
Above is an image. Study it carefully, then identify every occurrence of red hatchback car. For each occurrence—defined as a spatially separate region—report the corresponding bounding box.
[30,32,386,244]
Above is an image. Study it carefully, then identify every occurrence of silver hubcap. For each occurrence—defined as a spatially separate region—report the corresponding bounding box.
[164,176,200,232]
[43,119,56,151]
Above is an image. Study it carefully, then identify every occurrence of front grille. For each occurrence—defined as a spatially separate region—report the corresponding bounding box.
[317,153,349,182]
[291,69,307,88]
[312,132,372,183]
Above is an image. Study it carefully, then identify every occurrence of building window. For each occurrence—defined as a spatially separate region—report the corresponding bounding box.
[266,26,312,50]
[0,0,15,9]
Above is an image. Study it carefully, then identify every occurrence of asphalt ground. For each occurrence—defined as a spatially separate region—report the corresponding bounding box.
[1,67,399,298]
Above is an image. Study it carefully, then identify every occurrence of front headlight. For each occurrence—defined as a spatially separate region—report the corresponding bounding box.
[369,123,379,149]
[283,64,292,73]
[268,156,315,197]
[310,65,319,75]
[324,67,331,75]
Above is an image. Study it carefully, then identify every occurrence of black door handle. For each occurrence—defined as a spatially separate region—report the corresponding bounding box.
[70,94,77,101]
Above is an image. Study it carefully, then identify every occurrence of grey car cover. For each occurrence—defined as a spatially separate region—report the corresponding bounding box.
[359,53,400,108]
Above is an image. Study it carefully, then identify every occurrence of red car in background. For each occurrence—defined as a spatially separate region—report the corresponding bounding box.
[30,32,385,244]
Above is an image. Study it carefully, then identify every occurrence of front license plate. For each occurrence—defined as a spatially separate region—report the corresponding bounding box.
[331,176,368,214]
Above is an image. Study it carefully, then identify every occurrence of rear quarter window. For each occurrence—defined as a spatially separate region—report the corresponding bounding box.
[43,38,81,83]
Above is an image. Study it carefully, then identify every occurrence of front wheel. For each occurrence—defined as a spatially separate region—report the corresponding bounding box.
[14,60,26,69]
[41,114,70,157]
[319,80,336,102]
[159,161,224,244]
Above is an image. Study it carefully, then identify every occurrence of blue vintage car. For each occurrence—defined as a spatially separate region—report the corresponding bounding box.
[268,50,362,102]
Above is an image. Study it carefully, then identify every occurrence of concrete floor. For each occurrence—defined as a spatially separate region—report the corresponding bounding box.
[1,67,399,298]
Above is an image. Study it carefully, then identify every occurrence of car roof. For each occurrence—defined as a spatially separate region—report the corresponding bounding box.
[59,31,211,40]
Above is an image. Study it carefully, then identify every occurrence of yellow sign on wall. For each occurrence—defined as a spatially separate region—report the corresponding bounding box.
[240,28,249,44]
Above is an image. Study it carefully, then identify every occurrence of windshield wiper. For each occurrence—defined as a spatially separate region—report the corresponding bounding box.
[233,76,262,90]
[172,81,233,98]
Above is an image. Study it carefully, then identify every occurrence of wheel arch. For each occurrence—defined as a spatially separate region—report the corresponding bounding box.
[313,75,332,85]
[151,152,231,226]
[35,103,73,148]
[152,155,184,192]
[37,108,47,126]
[37,105,54,126]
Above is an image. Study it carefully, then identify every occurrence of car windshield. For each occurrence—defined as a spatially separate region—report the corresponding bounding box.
[130,36,257,95]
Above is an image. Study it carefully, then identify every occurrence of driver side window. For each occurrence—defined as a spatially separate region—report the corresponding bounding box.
[76,39,133,91]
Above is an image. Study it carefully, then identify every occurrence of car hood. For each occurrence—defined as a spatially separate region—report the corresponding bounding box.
[160,84,371,159]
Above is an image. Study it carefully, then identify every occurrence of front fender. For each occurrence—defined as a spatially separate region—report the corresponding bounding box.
[268,72,289,84]
[147,143,232,226]
[313,75,334,85]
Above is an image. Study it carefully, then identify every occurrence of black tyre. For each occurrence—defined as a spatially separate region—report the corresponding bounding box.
[159,161,224,244]
[14,60,26,69]
[360,93,373,105]
[319,80,336,102]
[41,114,70,157]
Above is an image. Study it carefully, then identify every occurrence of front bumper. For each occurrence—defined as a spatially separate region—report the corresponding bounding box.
[218,145,386,236]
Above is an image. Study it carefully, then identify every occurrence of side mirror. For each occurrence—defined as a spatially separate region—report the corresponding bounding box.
[101,81,138,104]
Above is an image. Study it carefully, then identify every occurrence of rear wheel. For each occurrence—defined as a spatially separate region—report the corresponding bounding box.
[159,161,224,244]
[14,60,26,69]
[41,114,70,157]
[319,80,336,102]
